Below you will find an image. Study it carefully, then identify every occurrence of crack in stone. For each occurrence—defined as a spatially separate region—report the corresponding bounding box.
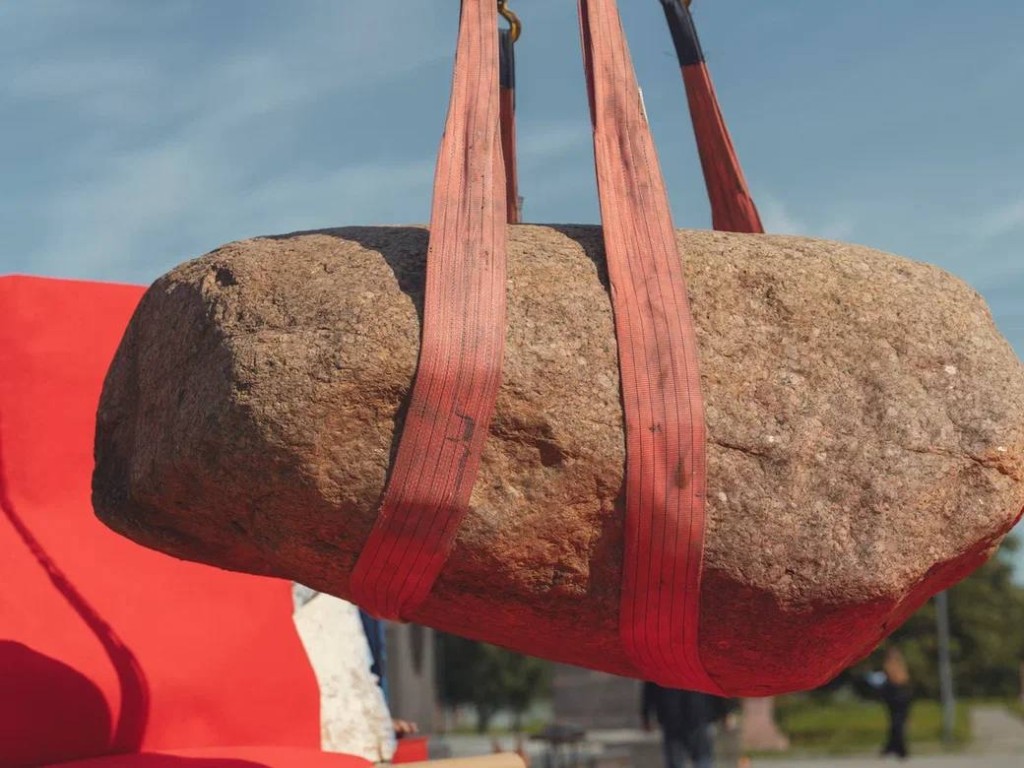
[713,440,771,459]
[895,444,1019,481]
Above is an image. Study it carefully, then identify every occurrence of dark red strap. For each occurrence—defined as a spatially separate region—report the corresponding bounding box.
[660,0,763,233]
[579,0,720,692]
[499,26,522,224]
[349,0,507,621]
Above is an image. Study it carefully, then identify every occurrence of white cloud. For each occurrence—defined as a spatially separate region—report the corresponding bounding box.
[32,117,590,282]
[10,1,459,281]
[34,138,439,282]
[757,194,856,240]
[37,141,211,277]
[13,0,607,282]
[975,199,1024,241]
[234,158,437,232]
[758,196,806,235]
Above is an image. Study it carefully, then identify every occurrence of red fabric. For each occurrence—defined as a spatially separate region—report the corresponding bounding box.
[681,63,764,234]
[391,737,430,764]
[350,0,508,621]
[578,0,719,693]
[0,276,321,767]
[48,746,370,768]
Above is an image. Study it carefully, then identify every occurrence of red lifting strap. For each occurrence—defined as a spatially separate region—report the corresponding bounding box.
[349,0,508,621]
[499,21,522,223]
[580,0,720,693]
[660,0,764,234]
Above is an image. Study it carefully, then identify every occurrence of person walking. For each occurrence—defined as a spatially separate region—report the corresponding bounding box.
[878,646,913,760]
[642,682,736,768]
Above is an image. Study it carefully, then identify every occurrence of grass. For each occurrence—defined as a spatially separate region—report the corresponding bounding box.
[771,697,971,756]
[444,718,550,737]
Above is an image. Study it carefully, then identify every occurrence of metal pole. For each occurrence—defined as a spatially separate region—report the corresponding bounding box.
[935,590,956,743]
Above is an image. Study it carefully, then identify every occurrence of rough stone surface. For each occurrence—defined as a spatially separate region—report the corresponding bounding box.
[93,225,1024,696]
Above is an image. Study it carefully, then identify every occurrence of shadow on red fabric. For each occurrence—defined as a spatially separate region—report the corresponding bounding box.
[0,641,112,766]
[0,447,150,762]
[0,276,326,766]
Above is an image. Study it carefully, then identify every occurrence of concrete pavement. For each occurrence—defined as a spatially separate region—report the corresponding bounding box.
[758,757,1021,768]
[970,705,1024,756]
[432,705,1024,766]
[746,706,1023,768]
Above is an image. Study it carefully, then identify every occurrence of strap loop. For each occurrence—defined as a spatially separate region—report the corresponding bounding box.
[350,0,508,621]
[352,0,723,694]
[579,0,720,692]
[662,0,764,233]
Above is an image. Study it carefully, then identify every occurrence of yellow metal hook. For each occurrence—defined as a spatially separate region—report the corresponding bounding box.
[498,0,521,43]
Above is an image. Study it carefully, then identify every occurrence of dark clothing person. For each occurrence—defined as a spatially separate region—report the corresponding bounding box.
[359,610,388,704]
[642,682,735,768]
[863,647,913,760]
[880,680,912,759]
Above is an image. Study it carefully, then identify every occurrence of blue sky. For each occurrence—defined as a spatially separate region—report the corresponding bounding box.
[2,1,1021,574]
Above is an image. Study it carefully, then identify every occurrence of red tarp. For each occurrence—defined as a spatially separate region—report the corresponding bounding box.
[0,276,369,768]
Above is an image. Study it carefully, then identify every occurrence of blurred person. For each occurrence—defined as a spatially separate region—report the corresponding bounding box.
[293,585,418,753]
[358,609,419,737]
[875,646,913,760]
[642,682,737,768]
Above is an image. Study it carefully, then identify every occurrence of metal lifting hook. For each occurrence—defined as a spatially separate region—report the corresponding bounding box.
[497,0,521,43]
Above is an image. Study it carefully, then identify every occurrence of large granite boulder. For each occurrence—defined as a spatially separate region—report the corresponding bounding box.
[93,225,1024,695]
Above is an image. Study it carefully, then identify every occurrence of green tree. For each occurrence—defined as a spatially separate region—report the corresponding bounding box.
[496,647,551,731]
[436,633,552,733]
[436,634,480,712]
